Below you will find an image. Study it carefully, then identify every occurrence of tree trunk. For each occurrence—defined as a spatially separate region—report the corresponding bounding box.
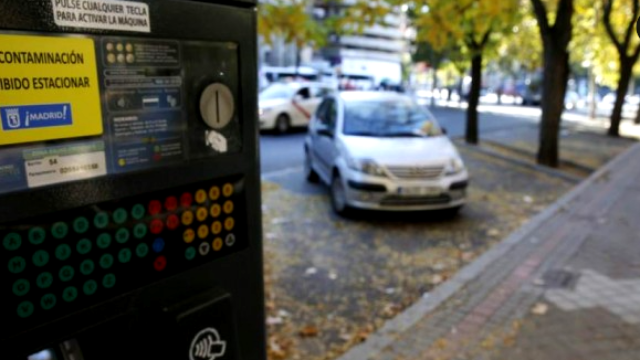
[538,48,570,167]
[588,65,597,120]
[466,53,482,144]
[609,56,633,136]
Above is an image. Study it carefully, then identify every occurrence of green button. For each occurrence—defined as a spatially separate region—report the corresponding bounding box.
[103,273,116,289]
[118,248,132,263]
[8,256,26,274]
[55,244,72,261]
[41,293,56,310]
[12,279,30,297]
[51,222,68,239]
[136,243,149,258]
[77,239,92,255]
[83,280,98,295]
[59,265,75,282]
[3,233,22,251]
[185,247,196,260]
[33,250,49,267]
[37,272,53,289]
[97,233,112,249]
[63,286,78,302]
[113,208,128,224]
[133,223,147,239]
[80,259,95,275]
[115,228,130,244]
[100,254,114,269]
[29,227,46,245]
[17,301,34,318]
[132,204,145,220]
[94,212,109,229]
[73,217,89,234]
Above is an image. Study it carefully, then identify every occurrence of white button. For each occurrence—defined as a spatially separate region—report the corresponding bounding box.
[198,242,211,256]
[225,234,236,247]
[200,83,234,129]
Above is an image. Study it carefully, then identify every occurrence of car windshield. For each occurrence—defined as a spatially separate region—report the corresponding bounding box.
[260,83,296,100]
[343,98,443,137]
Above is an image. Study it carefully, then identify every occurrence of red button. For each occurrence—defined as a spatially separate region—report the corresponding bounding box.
[148,200,162,215]
[165,196,178,211]
[154,255,167,271]
[166,214,180,230]
[150,219,164,234]
[180,193,193,207]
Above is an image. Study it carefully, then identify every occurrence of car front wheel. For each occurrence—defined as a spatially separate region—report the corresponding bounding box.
[330,174,350,216]
[304,150,319,183]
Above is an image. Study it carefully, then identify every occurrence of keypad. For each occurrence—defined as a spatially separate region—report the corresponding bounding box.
[2,177,245,325]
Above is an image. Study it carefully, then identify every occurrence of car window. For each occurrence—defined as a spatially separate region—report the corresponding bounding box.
[343,98,442,137]
[316,98,336,130]
[311,86,333,98]
[296,87,311,100]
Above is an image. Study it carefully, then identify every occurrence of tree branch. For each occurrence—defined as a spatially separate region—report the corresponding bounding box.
[553,0,575,47]
[623,0,640,51]
[530,0,550,35]
[603,0,624,52]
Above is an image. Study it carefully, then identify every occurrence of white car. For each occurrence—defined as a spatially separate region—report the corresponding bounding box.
[304,92,469,215]
[259,82,335,133]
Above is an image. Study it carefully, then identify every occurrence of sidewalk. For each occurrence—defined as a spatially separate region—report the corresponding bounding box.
[338,143,640,360]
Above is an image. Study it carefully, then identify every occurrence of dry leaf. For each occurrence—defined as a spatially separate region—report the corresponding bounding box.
[531,303,548,315]
[299,325,319,337]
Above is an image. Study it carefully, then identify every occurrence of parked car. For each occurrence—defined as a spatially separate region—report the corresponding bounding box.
[259,82,335,133]
[515,83,542,105]
[304,92,469,215]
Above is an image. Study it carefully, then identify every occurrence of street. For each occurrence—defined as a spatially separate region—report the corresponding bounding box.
[260,105,539,174]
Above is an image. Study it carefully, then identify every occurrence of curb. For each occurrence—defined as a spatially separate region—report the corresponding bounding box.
[455,141,583,184]
[336,142,640,360]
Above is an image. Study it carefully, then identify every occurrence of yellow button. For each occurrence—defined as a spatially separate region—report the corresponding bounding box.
[211,221,222,235]
[223,201,234,214]
[210,204,221,218]
[196,207,208,222]
[183,229,195,244]
[182,211,194,226]
[209,186,220,201]
[223,183,234,197]
[225,217,235,231]
[195,190,207,204]
[212,237,223,251]
[198,224,209,239]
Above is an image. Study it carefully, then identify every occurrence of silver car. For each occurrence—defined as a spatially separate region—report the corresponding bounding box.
[304,92,469,215]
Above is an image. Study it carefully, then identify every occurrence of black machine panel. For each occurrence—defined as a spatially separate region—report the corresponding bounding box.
[0,0,265,359]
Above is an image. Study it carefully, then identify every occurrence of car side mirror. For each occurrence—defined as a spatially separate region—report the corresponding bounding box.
[317,126,334,138]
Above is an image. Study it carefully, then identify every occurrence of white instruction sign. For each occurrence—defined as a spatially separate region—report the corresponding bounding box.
[25,150,107,188]
[52,0,151,33]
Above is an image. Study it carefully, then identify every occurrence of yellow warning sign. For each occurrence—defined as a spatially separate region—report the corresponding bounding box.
[0,34,102,146]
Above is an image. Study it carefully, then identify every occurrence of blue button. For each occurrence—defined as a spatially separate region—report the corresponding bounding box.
[152,238,165,253]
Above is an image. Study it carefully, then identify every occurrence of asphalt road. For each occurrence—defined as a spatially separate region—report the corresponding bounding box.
[259,105,538,174]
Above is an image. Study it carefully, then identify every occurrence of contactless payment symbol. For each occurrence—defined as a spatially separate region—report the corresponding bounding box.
[190,328,227,360]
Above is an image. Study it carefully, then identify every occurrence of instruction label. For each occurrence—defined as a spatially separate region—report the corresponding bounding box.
[52,0,151,33]
[24,141,107,188]
[0,34,102,146]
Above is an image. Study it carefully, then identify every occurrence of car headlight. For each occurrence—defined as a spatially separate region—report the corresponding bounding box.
[445,158,465,176]
[347,158,387,177]
[259,107,272,116]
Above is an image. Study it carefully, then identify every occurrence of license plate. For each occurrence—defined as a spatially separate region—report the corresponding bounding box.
[397,187,442,196]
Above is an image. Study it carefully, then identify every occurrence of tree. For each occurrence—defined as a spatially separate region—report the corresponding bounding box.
[413,42,450,106]
[258,0,327,70]
[413,0,519,144]
[602,0,640,135]
[530,0,575,167]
